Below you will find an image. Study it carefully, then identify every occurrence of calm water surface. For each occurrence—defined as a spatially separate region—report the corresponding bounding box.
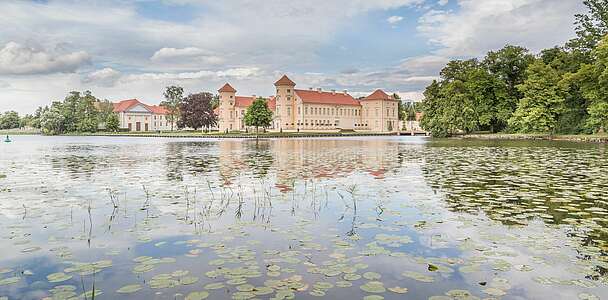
[0,136,607,300]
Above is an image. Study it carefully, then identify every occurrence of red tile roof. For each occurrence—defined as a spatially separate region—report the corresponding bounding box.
[274,75,296,86]
[267,96,276,111]
[112,99,140,112]
[363,89,394,101]
[295,89,360,106]
[218,83,237,93]
[235,96,254,107]
[112,99,168,115]
[147,105,169,115]
[216,96,275,111]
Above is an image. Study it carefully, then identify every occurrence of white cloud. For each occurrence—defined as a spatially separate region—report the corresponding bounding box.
[0,42,90,75]
[399,55,450,75]
[418,0,587,57]
[82,68,122,87]
[438,0,448,6]
[151,47,206,60]
[150,47,224,65]
[123,67,260,82]
[216,67,261,79]
[387,15,404,24]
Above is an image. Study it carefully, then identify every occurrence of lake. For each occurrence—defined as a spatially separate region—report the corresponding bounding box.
[0,136,606,300]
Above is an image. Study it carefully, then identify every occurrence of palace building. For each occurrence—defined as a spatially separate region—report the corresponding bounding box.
[217,75,400,132]
[112,99,175,132]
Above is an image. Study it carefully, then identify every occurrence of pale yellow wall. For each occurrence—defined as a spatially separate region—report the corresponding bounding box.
[275,84,296,130]
[119,112,174,131]
[218,90,237,132]
[360,99,399,132]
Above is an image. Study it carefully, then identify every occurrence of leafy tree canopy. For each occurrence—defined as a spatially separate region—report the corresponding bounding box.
[244,98,273,133]
[178,92,218,130]
[161,85,184,131]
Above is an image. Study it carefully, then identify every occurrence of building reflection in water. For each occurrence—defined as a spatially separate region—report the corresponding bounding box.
[216,138,404,190]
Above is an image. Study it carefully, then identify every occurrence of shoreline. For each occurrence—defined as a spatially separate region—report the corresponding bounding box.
[460,133,608,144]
[2,131,428,139]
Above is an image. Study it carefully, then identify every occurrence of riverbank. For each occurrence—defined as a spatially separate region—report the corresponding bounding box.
[0,129,40,135]
[460,133,608,143]
[52,131,411,139]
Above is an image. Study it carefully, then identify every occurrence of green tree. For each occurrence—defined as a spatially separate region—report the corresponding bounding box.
[106,113,120,132]
[540,47,590,134]
[178,92,218,131]
[572,35,608,132]
[508,61,565,133]
[40,102,66,135]
[161,86,184,131]
[420,81,450,137]
[96,99,115,124]
[244,98,273,135]
[210,95,220,109]
[0,111,21,129]
[75,91,99,132]
[393,93,405,121]
[483,45,535,130]
[30,107,44,129]
[464,67,509,132]
[567,0,608,56]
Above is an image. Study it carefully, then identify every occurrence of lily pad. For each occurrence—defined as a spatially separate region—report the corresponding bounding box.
[185,291,209,300]
[47,272,72,283]
[116,284,142,294]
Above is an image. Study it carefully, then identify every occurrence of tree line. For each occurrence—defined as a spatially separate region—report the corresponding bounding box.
[421,0,608,137]
[13,86,222,135]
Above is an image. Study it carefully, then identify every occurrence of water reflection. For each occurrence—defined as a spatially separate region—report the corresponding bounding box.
[0,136,606,300]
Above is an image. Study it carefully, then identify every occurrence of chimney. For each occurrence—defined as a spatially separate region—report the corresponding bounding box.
[331,89,336,95]
[317,87,322,93]
[252,94,256,99]
[343,89,348,95]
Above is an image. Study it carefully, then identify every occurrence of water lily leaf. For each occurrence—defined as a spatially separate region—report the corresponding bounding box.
[363,272,381,280]
[360,281,386,293]
[47,272,72,283]
[402,271,434,283]
[180,276,199,285]
[578,293,599,300]
[185,291,209,300]
[0,277,20,286]
[388,286,408,294]
[116,284,142,294]
[204,282,225,290]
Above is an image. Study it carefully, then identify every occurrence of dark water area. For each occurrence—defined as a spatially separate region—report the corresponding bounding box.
[0,136,606,300]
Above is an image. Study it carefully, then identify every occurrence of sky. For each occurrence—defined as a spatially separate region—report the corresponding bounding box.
[0,0,588,114]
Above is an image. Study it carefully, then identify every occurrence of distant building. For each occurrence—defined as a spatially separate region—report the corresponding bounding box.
[112,99,175,131]
[217,75,399,132]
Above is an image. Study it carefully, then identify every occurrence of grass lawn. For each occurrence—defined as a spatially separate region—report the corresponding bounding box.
[59,130,401,138]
